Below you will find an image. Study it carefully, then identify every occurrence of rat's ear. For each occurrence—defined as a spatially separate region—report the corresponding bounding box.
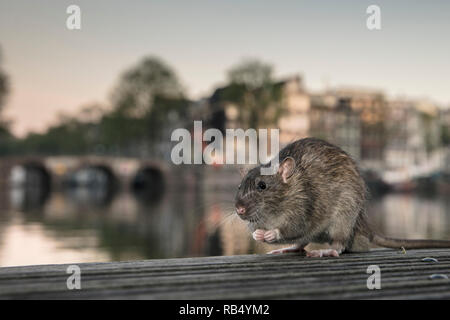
[277,157,295,183]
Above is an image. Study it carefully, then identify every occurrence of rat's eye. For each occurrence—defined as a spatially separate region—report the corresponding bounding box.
[257,181,267,191]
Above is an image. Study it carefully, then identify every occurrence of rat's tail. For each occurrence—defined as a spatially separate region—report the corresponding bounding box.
[372,234,450,249]
[357,210,450,249]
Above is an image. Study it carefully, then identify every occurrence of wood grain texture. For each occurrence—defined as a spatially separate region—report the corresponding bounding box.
[1,249,449,299]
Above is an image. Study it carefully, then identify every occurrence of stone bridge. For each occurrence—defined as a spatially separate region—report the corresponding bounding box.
[0,156,174,193]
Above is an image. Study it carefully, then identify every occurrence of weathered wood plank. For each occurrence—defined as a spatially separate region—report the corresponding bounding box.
[0,249,449,299]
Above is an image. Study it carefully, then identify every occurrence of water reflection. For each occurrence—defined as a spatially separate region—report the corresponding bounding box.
[9,186,50,211]
[64,186,114,208]
[131,167,165,204]
[1,178,450,267]
[367,194,450,240]
[9,164,51,211]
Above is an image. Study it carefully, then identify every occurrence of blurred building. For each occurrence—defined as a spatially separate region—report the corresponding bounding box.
[205,75,309,135]
[309,88,386,167]
[198,76,450,177]
[332,89,387,169]
[309,94,361,161]
[205,83,387,168]
[383,99,440,170]
[440,108,450,174]
[203,75,309,163]
[277,76,310,146]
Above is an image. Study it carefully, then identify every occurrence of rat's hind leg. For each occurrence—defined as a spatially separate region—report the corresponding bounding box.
[305,242,344,258]
[347,233,371,252]
[267,244,304,254]
[306,248,340,257]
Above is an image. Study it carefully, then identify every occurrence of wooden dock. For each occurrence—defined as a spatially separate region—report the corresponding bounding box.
[0,249,449,299]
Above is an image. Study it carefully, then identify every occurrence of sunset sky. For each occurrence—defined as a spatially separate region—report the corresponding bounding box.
[0,0,449,137]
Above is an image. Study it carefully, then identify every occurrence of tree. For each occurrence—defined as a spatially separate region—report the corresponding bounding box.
[0,46,8,113]
[111,56,184,117]
[228,59,273,90]
[19,113,93,155]
[0,45,12,150]
[221,58,285,129]
[11,56,189,157]
[100,56,189,155]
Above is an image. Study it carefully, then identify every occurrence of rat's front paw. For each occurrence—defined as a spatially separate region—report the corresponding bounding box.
[252,229,266,242]
[264,229,280,243]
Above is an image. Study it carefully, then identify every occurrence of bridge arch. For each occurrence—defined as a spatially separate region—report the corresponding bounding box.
[131,164,166,203]
[9,160,52,190]
[62,161,118,190]
[8,160,52,210]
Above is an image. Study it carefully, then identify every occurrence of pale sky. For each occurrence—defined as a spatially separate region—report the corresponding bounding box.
[0,0,449,137]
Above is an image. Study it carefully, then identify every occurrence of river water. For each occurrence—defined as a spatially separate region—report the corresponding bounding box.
[1,185,450,267]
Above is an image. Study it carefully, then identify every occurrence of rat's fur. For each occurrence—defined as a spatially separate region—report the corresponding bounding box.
[235,137,450,254]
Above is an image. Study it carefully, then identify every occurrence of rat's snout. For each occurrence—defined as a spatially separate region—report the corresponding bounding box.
[235,205,246,215]
[235,198,258,221]
[235,197,256,220]
[235,198,248,216]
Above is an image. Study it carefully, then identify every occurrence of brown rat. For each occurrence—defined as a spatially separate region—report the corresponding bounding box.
[234,137,450,257]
